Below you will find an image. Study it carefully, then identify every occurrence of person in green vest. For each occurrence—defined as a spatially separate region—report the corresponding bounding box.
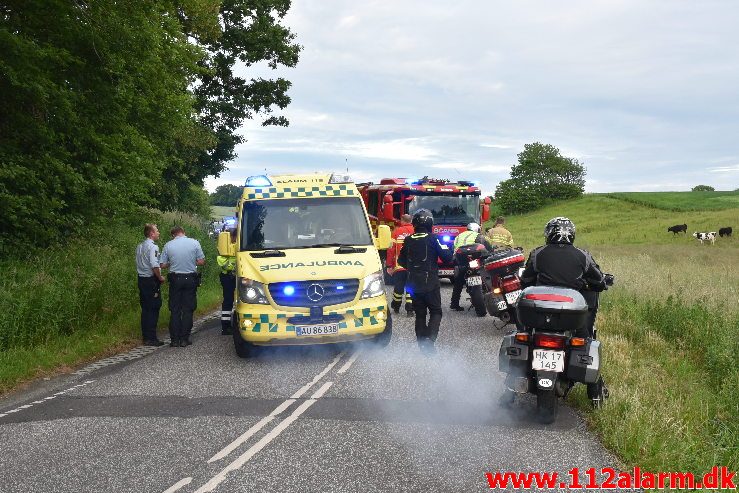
[450,223,492,311]
[217,228,238,335]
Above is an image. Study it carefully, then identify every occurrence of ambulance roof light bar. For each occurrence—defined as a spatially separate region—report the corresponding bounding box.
[329,173,353,184]
[245,175,272,187]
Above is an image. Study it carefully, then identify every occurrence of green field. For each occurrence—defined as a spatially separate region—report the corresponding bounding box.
[606,190,739,212]
[494,194,738,477]
[211,205,238,220]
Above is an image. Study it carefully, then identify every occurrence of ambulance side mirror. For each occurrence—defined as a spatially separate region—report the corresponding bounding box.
[376,225,392,250]
[382,193,394,221]
[218,231,236,257]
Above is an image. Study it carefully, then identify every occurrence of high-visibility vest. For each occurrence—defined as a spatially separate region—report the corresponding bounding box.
[217,255,236,274]
[454,230,479,250]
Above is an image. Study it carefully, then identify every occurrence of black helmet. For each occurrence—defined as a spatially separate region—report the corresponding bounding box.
[544,217,576,244]
[412,209,434,230]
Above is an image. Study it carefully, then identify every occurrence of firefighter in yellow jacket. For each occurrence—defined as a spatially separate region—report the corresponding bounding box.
[486,216,515,248]
[217,228,237,335]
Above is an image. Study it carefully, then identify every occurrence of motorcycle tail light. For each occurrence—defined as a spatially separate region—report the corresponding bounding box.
[514,333,529,343]
[501,277,521,291]
[468,259,480,269]
[493,287,502,294]
[570,337,587,347]
[534,334,566,349]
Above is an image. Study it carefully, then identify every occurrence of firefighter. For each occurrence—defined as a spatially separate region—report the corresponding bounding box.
[217,228,238,335]
[397,209,453,354]
[450,222,492,312]
[486,216,515,248]
[386,214,415,316]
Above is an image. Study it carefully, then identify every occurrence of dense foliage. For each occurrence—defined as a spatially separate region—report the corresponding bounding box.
[0,1,300,255]
[691,184,715,191]
[494,143,586,214]
[210,183,243,206]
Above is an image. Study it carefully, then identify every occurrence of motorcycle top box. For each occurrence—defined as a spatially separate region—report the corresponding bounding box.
[455,243,489,259]
[516,286,589,331]
[484,249,525,277]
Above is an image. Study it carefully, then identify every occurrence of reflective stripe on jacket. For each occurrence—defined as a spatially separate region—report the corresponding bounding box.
[486,226,514,248]
[453,230,479,250]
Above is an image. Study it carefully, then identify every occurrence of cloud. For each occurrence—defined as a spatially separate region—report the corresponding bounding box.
[708,165,739,173]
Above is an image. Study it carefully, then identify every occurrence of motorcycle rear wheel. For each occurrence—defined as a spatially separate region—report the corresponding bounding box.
[536,388,559,424]
[469,285,487,317]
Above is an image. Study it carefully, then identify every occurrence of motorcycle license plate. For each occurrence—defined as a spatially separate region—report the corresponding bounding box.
[532,349,565,372]
[466,276,482,286]
[295,324,339,336]
[439,269,455,276]
[505,289,522,305]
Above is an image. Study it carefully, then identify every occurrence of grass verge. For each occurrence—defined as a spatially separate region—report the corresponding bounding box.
[0,210,223,395]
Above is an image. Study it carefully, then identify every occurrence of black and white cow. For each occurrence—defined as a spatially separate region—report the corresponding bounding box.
[692,231,717,245]
[719,227,733,237]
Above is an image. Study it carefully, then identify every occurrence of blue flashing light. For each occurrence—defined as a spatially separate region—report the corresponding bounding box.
[443,235,451,242]
[283,285,295,296]
[336,285,344,290]
[245,175,273,188]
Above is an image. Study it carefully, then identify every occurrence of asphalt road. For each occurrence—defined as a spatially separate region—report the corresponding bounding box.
[0,284,624,493]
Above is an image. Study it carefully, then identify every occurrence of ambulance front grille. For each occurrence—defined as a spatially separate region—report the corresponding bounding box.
[269,279,359,307]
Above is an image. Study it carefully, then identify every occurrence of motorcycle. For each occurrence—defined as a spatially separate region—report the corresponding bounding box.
[454,243,490,317]
[480,248,526,326]
[497,274,614,424]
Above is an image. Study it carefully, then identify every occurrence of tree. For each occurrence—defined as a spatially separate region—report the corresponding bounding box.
[691,185,715,192]
[494,143,586,214]
[210,184,243,206]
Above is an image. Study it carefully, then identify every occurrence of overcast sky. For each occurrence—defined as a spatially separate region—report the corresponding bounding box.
[205,0,739,195]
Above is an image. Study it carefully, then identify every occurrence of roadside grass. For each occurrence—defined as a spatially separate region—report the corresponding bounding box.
[496,195,739,478]
[606,190,739,212]
[0,211,222,394]
[211,205,237,220]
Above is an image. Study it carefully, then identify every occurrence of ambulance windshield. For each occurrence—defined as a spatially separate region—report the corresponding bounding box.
[407,193,480,225]
[241,197,373,251]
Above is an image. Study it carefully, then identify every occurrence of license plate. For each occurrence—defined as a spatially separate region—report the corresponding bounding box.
[505,289,522,305]
[466,276,482,286]
[295,324,339,336]
[439,269,455,276]
[496,300,507,311]
[532,349,565,372]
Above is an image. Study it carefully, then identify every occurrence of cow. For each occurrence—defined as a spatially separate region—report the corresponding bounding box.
[692,231,717,245]
[719,227,733,237]
[667,223,687,235]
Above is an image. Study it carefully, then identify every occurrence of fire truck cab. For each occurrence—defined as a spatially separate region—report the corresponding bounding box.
[358,177,491,280]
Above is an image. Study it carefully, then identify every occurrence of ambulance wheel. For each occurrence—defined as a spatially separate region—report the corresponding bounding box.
[536,388,559,424]
[372,312,393,347]
[233,328,255,358]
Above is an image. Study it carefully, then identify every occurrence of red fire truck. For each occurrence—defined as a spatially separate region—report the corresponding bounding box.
[358,177,492,281]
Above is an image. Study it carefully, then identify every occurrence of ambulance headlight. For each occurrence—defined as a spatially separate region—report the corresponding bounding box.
[238,278,269,304]
[360,271,384,299]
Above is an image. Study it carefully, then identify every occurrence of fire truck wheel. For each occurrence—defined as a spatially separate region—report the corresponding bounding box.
[381,259,393,285]
[372,312,393,347]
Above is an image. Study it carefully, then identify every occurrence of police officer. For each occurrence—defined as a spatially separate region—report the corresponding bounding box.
[136,224,165,346]
[486,216,515,248]
[397,209,453,354]
[386,214,415,316]
[450,222,492,312]
[160,226,206,347]
[217,228,237,335]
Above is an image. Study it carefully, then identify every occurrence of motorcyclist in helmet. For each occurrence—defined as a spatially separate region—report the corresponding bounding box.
[397,209,454,354]
[520,217,609,401]
[450,222,493,312]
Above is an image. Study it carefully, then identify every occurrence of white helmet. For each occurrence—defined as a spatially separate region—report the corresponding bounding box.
[467,222,480,233]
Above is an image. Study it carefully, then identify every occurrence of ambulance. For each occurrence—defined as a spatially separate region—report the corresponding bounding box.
[218,173,393,358]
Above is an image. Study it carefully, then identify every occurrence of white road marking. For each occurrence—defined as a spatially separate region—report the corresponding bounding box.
[208,352,344,463]
[162,477,192,493]
[206,399,295,463]
[337,349,362,374]
[290,351,345,399]
[0,380,95,421]
[195,382,334,493]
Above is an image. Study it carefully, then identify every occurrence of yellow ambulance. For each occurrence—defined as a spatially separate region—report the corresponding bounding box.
[218,173,393,358]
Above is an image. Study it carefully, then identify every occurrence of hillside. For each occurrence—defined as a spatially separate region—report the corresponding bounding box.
[605,190,739,211]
